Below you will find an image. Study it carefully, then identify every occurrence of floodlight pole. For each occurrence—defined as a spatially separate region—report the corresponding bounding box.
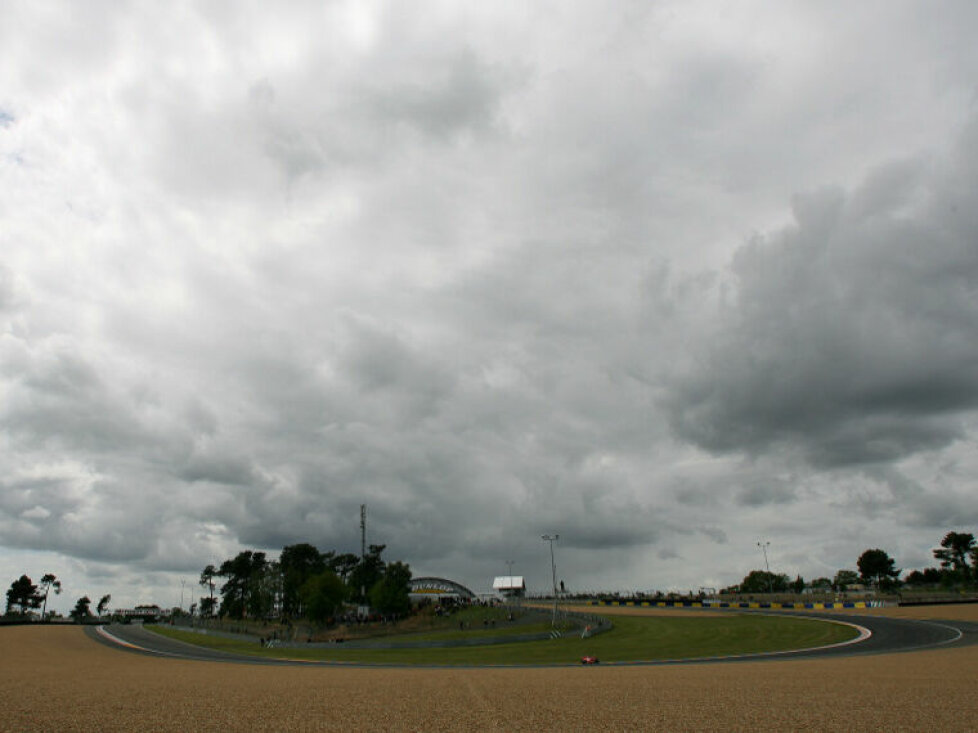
[757,541,773,594]
[542,534,559,627]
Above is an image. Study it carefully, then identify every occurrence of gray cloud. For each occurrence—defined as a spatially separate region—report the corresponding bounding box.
[697,527,728,544]
[0,265,18,309]
[736,481,796,508]
[3,348,144,453]
[2,3,978,609]
[365,48,505,140]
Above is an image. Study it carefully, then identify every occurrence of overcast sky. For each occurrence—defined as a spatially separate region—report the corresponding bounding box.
[2,1,978,613]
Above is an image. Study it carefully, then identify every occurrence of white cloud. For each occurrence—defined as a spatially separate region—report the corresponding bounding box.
[21,505,51,520]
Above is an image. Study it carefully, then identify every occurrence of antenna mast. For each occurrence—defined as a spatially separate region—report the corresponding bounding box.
[360,504,367,561]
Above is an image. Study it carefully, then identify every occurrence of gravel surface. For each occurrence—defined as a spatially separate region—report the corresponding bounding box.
[2,605,977,732]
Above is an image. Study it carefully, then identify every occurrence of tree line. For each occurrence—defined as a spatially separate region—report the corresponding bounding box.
[4,572,110,622]
[199,542,413,624]
[725,531,978,594]
[906,531,978,587]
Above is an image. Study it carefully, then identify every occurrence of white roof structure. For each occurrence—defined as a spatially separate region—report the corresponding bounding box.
[492,576,525,591]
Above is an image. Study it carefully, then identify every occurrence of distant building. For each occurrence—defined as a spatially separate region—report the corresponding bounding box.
[492,576,525,600]
[113,605,171,621]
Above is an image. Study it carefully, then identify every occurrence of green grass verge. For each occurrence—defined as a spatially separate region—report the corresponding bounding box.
[147,613,857,666]
[394,621,556,641]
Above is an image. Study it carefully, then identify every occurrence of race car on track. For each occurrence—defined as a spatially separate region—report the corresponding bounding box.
[581,656,600,665]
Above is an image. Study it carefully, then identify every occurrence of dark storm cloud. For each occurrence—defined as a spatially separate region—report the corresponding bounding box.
[665,125,978,468]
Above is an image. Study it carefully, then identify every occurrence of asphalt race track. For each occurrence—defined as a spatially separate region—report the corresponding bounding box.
[85,611,978,668]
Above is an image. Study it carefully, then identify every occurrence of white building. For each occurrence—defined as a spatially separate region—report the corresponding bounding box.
[492,576,526,600]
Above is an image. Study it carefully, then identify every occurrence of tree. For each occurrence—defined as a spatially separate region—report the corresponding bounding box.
[217,551,269,619]
[97,594,112,617]
[247,560,280,619]
[810,577,833,591]
[369,561,412,616]
[38,574,62,620]
[833,569,859,591]
[70,596,92,622]
[5,575,41,616]
[349,544,387,604]
[933,532,976,584]
[328,553,360,583]
[904,568,943,586]
[857,549,900,590]
[738,570,789,594]
[199,596,217,617]
[280,543,326,619]
[300,571,347,625]
[199,564,218,613]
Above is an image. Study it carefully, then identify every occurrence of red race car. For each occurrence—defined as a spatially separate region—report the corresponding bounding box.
[581,656,600,665]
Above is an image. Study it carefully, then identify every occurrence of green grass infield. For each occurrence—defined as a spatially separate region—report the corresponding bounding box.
[147,613,858,666]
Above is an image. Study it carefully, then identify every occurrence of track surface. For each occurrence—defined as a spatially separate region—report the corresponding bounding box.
[86,611,978,667]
